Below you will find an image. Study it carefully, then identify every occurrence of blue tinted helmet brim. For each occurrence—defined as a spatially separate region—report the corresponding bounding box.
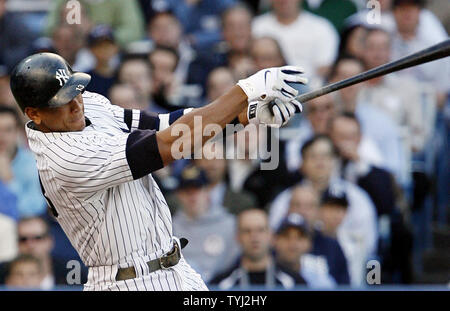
[47,72,91,108]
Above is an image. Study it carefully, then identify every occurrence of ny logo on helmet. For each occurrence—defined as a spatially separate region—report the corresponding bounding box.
[56,69,70,86]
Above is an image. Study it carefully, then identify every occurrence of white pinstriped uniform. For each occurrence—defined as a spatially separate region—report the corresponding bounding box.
[25,91,208,291]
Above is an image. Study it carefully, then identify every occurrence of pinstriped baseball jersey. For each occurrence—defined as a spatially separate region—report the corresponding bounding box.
[25,91,207,291]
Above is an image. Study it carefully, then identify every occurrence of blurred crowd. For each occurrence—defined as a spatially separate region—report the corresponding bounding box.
[0,0,448,290]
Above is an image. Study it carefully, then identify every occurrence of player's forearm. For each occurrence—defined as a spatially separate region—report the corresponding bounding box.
[156,85,248,165]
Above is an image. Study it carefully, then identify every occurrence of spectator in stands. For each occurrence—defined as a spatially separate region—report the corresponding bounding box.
[391,0,449,107]
[328,56,405,185]
[221,4,253,60]
[359,28,428,155]
[85,25,119,97]
[0,65,16,107]
[4,254,42,289]
[319,188,350,239]
[15,216,86,289]
[194,141,257,215]
[284,92,337,172]
[148,45,186,110]
[108,83,143,110]
[269,135,378,286]
[227,52,256,81]
[51,24,91,71]
[274,184,349,285]
[166,0,237,49]
[250,36,287,71]
[0,180,17,263]
[328,113,396,217]
[0,0,37,71]
[359,28,436,219]
[209,208,306,289]
[172,164,239,282]
[252,0,339,77]
[226,124,290,208]
[337,15,368,59]
[117,56,159,112]
[206,67,236,103]
[187,3,253,97]
[147,10,197,89]
[45,0,145,47]
[273,212,336,288]
[0,106,46,217]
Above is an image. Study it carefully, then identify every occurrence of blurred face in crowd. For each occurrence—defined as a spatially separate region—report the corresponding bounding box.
[109,84,142,110]
[251,37,285,71]
[5,259,42,289]
[228,54,256,81]
[90,40,118,66]
[52,25,85,65]
[329,59,365,110]
[329,116,361,160]
[393,3,421,36]
[288,185,320,226]
[176,186,210,219]
[363,30,391,69]
[18,218,54,260]
[0,0,6,18]
[345,26,367,59]
[149,13,182,48]
[379,0,393,11]
[195,143,227,186]
[274,227,311,269]
[118,59,153,100]
[0,76,16,106]
[272,0,302,20]
[25,94,86,133]
[207,67,235,102]
[149,49,177,92]
[223,6,252,53]
[237,209,272,262]
[301,138,336,184]
[0,112,18,154]
[307,94,335,134]
[320,204,347,236]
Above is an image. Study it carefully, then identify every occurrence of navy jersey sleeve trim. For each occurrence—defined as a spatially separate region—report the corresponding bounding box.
[138,111,160,131]
[168,109,185,125]
[125,129,164,179]
[124,109,133,131]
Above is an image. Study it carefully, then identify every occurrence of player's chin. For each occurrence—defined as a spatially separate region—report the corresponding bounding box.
[68,116,86,131]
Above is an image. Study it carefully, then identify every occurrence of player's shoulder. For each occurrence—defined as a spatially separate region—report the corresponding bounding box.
[82,91,110,106]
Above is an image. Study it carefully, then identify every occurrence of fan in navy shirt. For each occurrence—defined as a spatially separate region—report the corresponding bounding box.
[209,209,306,289]
[85,25,118,97]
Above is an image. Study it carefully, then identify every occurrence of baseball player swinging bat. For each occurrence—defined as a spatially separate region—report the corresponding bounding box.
[289,38,450,105]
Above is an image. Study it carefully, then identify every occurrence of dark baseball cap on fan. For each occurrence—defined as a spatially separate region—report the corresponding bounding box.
[176,165,209,190]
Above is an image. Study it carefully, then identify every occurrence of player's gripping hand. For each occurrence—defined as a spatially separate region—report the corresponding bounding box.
[237,66,308,103]
[247,98,303,128]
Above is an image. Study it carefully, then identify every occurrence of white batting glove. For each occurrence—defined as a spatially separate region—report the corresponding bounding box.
[247,98,303,128]
[237,66,308,103]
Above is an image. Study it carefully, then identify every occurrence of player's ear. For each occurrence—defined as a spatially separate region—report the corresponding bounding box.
[25,107,42,125]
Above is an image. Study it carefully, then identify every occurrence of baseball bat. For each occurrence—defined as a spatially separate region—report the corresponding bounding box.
[292,38,450,104]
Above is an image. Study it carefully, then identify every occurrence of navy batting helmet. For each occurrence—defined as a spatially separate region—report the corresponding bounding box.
[10,53,91,112]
